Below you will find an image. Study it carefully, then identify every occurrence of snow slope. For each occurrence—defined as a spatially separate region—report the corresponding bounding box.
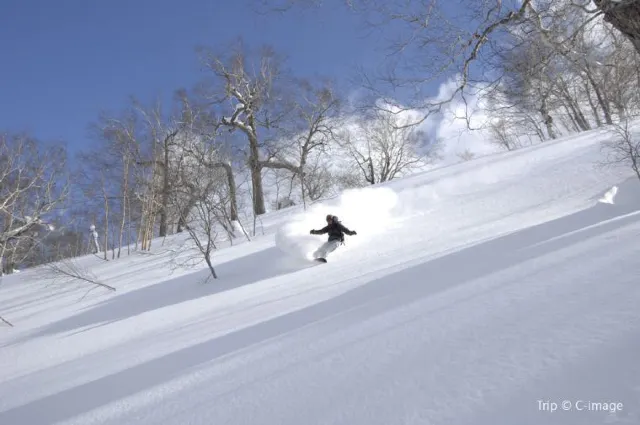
[2,126,640,424]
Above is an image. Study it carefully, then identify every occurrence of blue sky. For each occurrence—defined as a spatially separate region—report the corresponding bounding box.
[0,0,393,154]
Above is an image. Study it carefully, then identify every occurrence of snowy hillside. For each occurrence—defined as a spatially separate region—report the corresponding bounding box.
[2,125,640,425]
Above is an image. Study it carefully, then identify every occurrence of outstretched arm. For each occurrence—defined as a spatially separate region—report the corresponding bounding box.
[338,223,356,235]
[310,225,329,235]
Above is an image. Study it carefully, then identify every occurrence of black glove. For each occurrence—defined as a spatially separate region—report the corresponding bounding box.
[351,230,357,235]
[310,230,316,235]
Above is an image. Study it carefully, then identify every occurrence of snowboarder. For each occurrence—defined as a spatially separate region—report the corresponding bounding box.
[309,214,357,261]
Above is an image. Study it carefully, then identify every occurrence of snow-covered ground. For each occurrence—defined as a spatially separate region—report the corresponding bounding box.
[2,126,640,424]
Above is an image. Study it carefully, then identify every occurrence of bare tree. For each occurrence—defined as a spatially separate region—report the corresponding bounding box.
[522,2,619,126]
[265,79,342,208]
[134,99,181,238]
[262,0,535,121]
[262,0,640,130]
[172,132,246,239]
[42,257,116,292]
[268,167,297,211]
[0,133,68,275]
[170,175,234,282]
[135,137,161,250]
[300,158,335,202]
[472,0,640,150]
[79,101,160,257]
[482,27,565,146]
[81,91,242,254]
[488,116,535,151]
[601,117,640,181]
[336,107,439,185]
[199,42,295,216]
[173,91,241,226]
[596,26,640,119]
[165,109,253,281]
[74,149,115,260]
[93,110,140,258]
[198,42,343,216]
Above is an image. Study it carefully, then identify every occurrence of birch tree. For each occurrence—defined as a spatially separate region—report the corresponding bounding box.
[173,91,241,227]
[480,0,640,147]
[90,108,142,257]
[0,133,68,275]
[199,43,302,216]
[169,142,244,281]
[134,100,181,238]
[81,91,245,254]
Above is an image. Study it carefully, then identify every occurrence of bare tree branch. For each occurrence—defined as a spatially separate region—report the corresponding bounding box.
[335,107,440,185]
[600,116,640,181]
[262,0,640,129]
[42,258,116,292]
[0,133,68,275]
[0,314,13,327]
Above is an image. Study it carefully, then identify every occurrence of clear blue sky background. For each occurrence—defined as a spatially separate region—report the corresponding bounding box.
[0,0,397,155]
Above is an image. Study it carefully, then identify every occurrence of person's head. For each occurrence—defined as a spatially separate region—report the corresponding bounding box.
[326,214,339,224]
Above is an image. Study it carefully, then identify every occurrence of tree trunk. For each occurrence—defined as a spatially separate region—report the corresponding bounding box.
[584,67,613,125]
[249,135,266,215]
[204,252,218,279]
[176,196,198,233]
[251,164,266,215]
[159,146,170,237]
[118,155,129,259]
[558,82,591,131]
[525,115,546,142]
[126,188,132,255]
[103,198,109,261]
[584,81,603,128]
[594,0,640,54]
[221,162,239,221]
[300,170,307,210]
[0,244,6,276]
[562,104,581,132]
[539,99,556,140]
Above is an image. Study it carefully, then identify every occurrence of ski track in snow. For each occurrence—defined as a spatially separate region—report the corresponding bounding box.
[1,128,640,424]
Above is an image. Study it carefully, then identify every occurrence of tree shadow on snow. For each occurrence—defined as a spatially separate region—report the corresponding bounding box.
[3,179,640,424]
[7,246,316,344]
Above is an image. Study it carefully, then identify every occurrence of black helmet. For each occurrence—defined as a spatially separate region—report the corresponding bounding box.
[326,214,338,223]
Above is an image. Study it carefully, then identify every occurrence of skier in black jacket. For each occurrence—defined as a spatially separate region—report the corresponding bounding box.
[309,214,357,260]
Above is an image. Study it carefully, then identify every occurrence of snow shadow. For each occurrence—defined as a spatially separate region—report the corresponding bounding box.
[3,180,640,424]
[12,246,315,342]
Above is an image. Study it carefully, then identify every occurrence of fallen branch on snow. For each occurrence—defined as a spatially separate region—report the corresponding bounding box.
[43,258,115,292]
[0,315,13,327]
